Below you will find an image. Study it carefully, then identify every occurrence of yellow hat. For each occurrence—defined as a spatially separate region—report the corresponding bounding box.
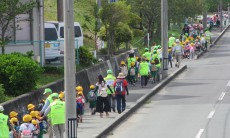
[10,117,18,124]
[59,93,64,99]
[78,91,83,96]
[135,57,139,61]
[191,43,195,46]
[151,60,155,64]
[90,85,95,90]
[76,86,83,91]
[10,111,18,118]
[30,111,38,117]
[10,119,13,125]
[32,120,38,125]
[131,62,135,67]
[120,61,125,65]
[23,114,32,123]
[27,104,35,110]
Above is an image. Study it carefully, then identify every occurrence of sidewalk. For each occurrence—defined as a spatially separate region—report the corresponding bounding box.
[44,29,222,138]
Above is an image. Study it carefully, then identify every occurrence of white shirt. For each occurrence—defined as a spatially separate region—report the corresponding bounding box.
[19,123,36,132]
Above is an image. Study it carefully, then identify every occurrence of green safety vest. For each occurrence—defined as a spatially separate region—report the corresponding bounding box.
[46,94,54,119]
[168,37,175,47]
[152,54,161,68]
[50,100,65,125]
[127,57,136,69]
[47,94,54,103]
[0,113,9,138]
[104,74,116,94]
[142,52,151,61]
[139,62,149,76]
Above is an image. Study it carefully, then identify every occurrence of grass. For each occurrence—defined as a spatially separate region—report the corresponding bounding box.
[36,73,64,89]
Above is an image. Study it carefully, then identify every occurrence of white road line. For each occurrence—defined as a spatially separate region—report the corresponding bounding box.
[208,109,215,119]
[196,129,204,138]
[218,92,226,101]
[227,80,230,86]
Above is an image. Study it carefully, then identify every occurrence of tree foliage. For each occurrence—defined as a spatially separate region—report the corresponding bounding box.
[0,0,36,54]
[0,53,43,96]
[99,1,140,56]
[77,46,97,67]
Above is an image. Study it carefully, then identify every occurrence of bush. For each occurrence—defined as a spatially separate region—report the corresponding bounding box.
[77,46,97,67]
[0,84,6,103]
[0,53,43,96]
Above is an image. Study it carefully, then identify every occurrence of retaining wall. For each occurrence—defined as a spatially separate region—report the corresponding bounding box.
[1,49,139,117]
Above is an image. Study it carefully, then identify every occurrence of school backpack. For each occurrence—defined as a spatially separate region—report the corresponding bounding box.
[151,65,157,71]
[76,98,84,112]
[130,68,136,76]
[99,87,108,97]
[21,124,33,138]
[154,58,159,64]
[87,90,97,102]
[115,79,124,93]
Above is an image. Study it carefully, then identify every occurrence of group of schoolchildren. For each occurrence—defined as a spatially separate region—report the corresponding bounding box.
[119,49,162,89]
[180,23,212,59]
[5,67,131,138]
[7,103,47,138]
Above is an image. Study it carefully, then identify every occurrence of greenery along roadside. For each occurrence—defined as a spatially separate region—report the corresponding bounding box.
[0,46,97,102]
[0,52,43,96]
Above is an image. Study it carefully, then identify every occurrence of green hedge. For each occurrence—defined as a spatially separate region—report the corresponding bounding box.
[77,46,98,67]
[0,53,43,96]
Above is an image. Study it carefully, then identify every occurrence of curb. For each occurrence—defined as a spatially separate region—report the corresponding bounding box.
[197,24,230,59]
[94,65,188,138]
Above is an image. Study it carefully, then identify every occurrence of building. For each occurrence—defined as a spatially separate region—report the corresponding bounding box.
[0,0,44,65]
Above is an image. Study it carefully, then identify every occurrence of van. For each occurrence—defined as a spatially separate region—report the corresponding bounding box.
[44,23,63,61]
[46,21,84,53]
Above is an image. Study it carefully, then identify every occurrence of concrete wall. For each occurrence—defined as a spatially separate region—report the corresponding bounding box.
[1,49,139,118]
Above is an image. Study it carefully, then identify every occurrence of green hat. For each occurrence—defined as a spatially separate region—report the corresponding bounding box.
[43,88,52,95]
[153,50,157,54]
[185,33,188,36]
[145,48,149,51]
[51,93,59,98]
[154,47,158,50]
[158,45,161,49]
[107,70,113,74]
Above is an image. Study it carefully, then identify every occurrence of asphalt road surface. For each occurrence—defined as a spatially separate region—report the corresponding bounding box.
[107,29,230,138]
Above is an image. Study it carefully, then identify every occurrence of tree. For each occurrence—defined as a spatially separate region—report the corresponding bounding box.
[99,1,139,57]
[0,0,36,54]
[0,53,43,96]
[114,23,133,51]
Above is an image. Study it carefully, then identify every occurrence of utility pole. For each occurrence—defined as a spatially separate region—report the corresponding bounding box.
[147,33,150,50]
[39,0,45,66]
[161,0,168,79]
[64,0,77,137]
[203,10,207,29]
[57,0,64,21]
[97,0,101,7]
[228,4,230,22]
[220,0,223,31]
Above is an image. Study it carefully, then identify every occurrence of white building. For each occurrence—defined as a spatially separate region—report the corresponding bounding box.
[1,0,44,64]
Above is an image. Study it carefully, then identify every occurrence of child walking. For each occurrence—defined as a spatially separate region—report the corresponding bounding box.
[87,85,97,115]
[128,62,137,86]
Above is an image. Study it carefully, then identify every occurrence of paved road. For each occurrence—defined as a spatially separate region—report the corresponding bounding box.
[43,29,222,138]
[107,29,230,138]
